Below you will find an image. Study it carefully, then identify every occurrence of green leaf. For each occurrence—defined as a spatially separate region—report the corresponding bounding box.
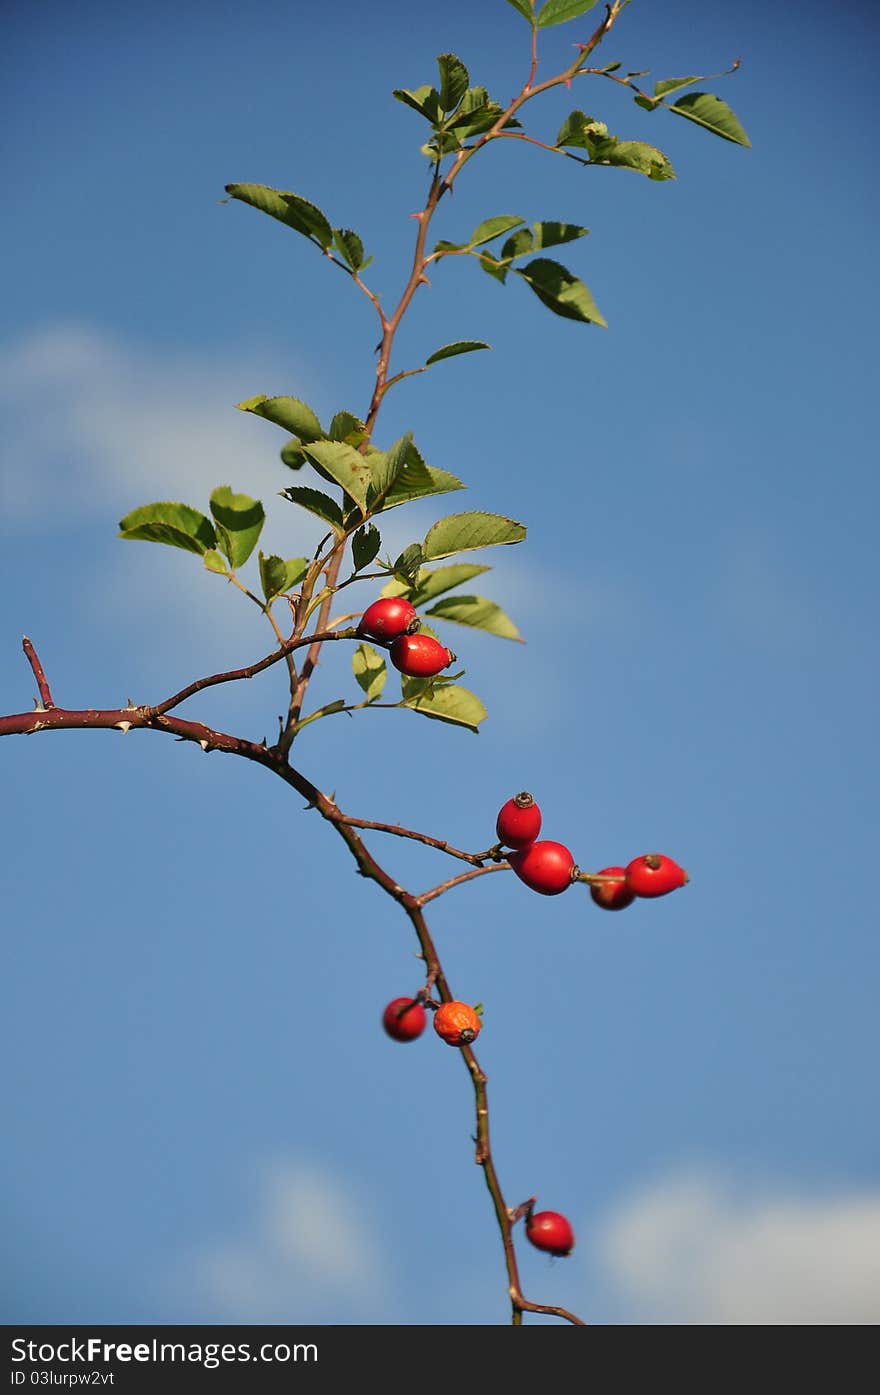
[332,227,366,270]
[536,0,599,28]
[425,340,491,367]
[437,53,470,113]
[300,440,373,513]
[500,228,535,261]
[368,434,412,499]
[328,411,368,445]
[377,443,464,513]
[352,524,382,571]
[224,184,333,249]
[392,544,424,585]
[280,440,307,470]
[469,215,524,248]
[504,0,536,23]
[426,594,522,641]
[236,394,323,442]
[410,563,491,605]
[653,75,702,99]
[633,94,657,113]
[352,643,387,701]
[392,85,443,123]
[259,552,309,601]
[203,549,229,575]
[669,91,750,147]
[532,221,590,249]
[438,215,524,254]
[209,486,265,568]
[281,487,345,534]
[516,258,607,326]
[119,502,216,555]
[403,683,488,733]
[423,511,526,561]
[594,139,675,180]
[445,88,521,137]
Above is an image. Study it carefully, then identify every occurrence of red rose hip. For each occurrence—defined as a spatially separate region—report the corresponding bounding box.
[382,997,427,1042]
[389,633,455,678]
[590,865,635,912]
[625,853,688,898]
[508,840,576,896]
[358,596,419,642]
[526,1210,575,1257]
[496,792,542,849]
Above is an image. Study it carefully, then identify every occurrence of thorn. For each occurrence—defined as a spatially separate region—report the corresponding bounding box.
[32,698,45,712]
[417,273,431,287]
[563,76,573,89]
[126,696,135,708]
[199,739,210,752]
[115,721,132,734]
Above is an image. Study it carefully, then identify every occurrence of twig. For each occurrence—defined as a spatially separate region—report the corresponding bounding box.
[21,637,54,708]
[417,863,509,906]
[339,815,490,866]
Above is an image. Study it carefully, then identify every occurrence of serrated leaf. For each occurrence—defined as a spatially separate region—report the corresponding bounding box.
[378,443,464,513]
[209,486,265,568]
[669,91,750,147]
[425,340,491,367]
[352,524,382,571]
[410,563,491,606]
[504,0,536,23]
[423,512,526,561]
[537,0,599,28]
[332,227,365,270]
[532,221,590,249]
[237,394,323,442]
[653,75,702,99]
[500,228,535,262]
[591,139,675,180]
[225,184,333,249]
[469,215,524,248]
[368,434,412,499]
[281,487,345,534]
[259,552,309,601]
[328,411,368,445]
[445,89,521,138]
[392,85,443,123]
[203,549,228,575]
[118,502,216,555]
[516,258,607,326]
[403,683,488,733]
[300,440,373,513]
[352,643,387,701]
[392,544,424,584]
[426,594,522,641]
[437,53,470,113]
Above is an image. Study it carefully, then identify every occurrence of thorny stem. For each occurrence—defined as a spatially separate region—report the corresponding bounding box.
[283,7,625,753]
[0,640,585,1324]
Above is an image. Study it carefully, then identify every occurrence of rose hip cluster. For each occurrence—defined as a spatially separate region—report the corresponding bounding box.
[380,789,687,1267]
[496,792,688,907]
[358,596,455,679]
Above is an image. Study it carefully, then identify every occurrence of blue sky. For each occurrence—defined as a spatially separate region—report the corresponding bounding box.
[2,0,878,1325]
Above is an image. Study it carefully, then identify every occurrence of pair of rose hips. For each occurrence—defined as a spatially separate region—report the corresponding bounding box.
[382,997,481,1048]
[496,793,688,905]
[358,596,455,679]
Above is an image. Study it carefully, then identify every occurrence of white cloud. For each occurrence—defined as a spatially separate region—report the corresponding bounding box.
[600,1169,880,1324]
[179,1157,391,1323]
[0,321,316,551]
